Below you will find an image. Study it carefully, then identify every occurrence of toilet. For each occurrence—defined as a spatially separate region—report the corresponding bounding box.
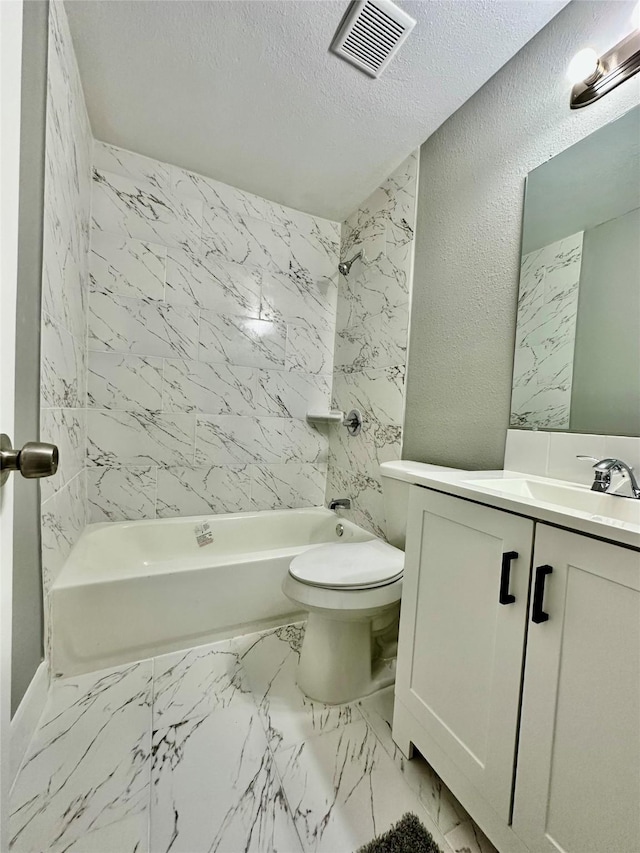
[283,462,456,704]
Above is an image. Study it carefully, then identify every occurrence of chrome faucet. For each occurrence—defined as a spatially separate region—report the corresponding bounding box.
[328,498,351,511]
[577,456,640,499]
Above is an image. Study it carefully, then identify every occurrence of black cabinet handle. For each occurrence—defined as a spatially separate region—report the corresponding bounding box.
[532,564,553,623]
[499,551,518,605]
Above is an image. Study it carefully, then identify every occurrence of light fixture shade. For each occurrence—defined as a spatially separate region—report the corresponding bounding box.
[567,48,600,84]
[570,31,640,108]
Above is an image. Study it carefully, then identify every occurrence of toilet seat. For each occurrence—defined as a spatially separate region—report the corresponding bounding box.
[289,540,404,590]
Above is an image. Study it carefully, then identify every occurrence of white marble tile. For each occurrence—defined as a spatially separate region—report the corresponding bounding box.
[155,465,252,517]
[90,229,166,301]
[162,359,257,415]
[445,819,497,853]
[250,463,327,511]
[334,301,409,372]
[153,638,253,729]
[51,813,149,853]
[199,311,286,369]
[275,717,435,853]
[87,410,195,468]
[9,660,152,853]
[511,232,584,430]
[92,168,203,253]
[87,466,157,523]
[357,688,469,838]
[93,140,170,190]
[40,470,86,593]
[195,416,282,465]
[201,207,289,274]
[40,407,86,501]
[88,351,163,411]
[41,313,86,409]
[238,625,357,754]
[89,292,199,360]
[328,411,401,478]
[256,370,331,420]
[285,321,335,375]
[260,269,337,329]
[165,247,261,316]
[171,165,277,225]
[41,226,87,343]
[150,706,302,853]
[325,464,385,538]
[332,366,405,426]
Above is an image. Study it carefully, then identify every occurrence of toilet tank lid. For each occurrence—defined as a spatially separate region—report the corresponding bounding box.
[290,540,404,589]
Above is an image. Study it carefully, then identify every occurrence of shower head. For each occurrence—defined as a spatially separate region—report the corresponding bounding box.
[338,250,364,276]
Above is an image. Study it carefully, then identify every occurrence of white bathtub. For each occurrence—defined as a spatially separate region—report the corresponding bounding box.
[51,507,375,676]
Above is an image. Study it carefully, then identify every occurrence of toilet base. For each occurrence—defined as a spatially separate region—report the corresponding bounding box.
[297,607,399,705]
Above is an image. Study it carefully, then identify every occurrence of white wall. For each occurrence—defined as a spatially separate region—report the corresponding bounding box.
[86,142,339,519]
[403,0,640,469]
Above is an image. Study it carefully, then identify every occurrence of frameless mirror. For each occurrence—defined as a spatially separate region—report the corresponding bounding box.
[510,106,640,436]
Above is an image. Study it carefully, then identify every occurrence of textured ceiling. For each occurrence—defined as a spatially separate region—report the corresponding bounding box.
[65,0,568,220]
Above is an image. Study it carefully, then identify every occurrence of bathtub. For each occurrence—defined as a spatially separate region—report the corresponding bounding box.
[51,507,375,676]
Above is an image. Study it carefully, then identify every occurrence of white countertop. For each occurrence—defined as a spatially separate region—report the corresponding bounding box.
[381,462,640,551]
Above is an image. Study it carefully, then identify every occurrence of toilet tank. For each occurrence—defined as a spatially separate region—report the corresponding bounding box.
[380,461,458,550]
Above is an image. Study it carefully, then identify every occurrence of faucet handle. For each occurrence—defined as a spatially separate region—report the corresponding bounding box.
[576,455,599,465]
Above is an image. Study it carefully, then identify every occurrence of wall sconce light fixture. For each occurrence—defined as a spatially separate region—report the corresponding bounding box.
[568,30,640,108]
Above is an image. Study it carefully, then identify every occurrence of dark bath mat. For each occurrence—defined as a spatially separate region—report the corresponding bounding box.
[357,812,443,853]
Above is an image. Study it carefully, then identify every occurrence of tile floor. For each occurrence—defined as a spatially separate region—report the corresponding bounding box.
[9,623,497,853]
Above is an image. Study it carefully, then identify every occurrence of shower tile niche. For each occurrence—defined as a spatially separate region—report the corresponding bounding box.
[87,142,339,520]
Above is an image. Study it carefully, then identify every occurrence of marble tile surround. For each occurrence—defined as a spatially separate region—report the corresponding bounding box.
[87,141,340,521]
[10,622,494,853]
[327,153,418,537]
[39,1,92,654]
[510,232,583,430]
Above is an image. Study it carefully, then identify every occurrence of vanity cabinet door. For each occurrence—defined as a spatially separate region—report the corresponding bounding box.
[513,525,640,853]
[395,488,534,822]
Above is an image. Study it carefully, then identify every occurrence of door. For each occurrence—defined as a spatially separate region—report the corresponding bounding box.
[1,0,25,845]
[395,487,534,821]
[513,525,640,853]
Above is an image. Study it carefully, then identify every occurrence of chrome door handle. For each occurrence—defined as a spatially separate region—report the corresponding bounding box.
[0,433,58,487]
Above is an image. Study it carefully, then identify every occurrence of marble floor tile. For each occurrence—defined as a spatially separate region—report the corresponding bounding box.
[10,660,152,853]
[238,625,357,754]
[11,621,489,853]
[357,687,470,838]
[274,717,443,853]
[445,819,497,853]
[151,706,302,853]
[152,637,254,729]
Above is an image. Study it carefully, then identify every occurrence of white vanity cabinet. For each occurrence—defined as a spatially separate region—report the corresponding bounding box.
[393,485,640,853]
[513,525,640,853]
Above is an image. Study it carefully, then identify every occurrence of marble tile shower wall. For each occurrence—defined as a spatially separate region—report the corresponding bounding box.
[40,1,92,602]
[327,153,418,537]
[510,231,584,430]
[87,142,340,520]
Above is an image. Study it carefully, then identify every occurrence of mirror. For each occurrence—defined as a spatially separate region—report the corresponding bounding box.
[510,106,640,436]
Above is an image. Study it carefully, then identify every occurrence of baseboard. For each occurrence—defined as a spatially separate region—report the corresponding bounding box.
[10,661,49,788]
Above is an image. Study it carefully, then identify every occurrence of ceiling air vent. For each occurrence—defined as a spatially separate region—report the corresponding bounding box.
[331,0,416,78]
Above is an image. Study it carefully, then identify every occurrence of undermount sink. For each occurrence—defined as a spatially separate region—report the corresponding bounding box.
[464,477,640,526]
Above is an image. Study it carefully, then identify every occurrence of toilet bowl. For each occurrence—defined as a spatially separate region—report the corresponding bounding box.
[283,539,404,704]
[283,462,458,705]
